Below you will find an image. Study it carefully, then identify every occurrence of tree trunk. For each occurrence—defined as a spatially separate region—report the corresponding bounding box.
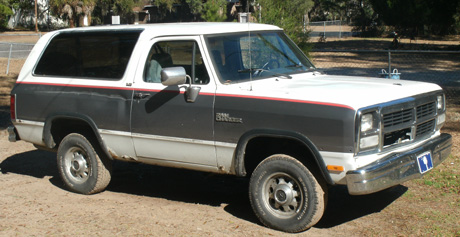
[35,0,38,32]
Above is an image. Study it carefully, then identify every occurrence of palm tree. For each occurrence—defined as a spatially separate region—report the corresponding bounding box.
[50,0,95,27]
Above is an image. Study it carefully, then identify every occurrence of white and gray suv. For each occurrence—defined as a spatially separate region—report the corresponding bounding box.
[8,22,451,233]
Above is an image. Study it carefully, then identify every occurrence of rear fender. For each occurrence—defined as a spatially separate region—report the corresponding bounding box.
[43,113,113,160]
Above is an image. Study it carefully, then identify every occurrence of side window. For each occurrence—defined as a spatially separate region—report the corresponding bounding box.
[144,41,210,85]
[34,30,141,80]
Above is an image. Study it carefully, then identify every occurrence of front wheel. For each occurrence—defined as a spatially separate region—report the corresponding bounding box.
[249,154,327,233]
[57,133,112,195]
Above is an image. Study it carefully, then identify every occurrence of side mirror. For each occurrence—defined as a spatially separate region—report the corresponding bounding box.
[161,67,187,86]
[160,66,201,103]
[186,86,201,103]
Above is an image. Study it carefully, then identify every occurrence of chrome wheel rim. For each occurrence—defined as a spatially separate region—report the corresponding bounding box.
[64,147,90,184]
[262,172,304,218]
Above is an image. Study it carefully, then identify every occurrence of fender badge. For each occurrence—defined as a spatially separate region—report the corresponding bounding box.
[216,113,243,123]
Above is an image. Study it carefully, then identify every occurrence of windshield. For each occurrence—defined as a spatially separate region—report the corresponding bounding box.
[205,31,315,83]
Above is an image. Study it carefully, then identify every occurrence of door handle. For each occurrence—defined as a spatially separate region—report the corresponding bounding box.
[134,92,150,100]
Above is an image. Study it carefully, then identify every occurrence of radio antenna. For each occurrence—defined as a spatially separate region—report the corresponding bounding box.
[248,12,252,91]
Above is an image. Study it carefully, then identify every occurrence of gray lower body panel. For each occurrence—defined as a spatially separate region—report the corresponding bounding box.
[346,133,452,195]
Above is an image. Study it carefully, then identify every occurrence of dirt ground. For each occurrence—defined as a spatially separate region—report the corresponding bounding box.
[1,80,459,237]
[0,31,41,44]
[1,32,459,236]
[0,119,458,236]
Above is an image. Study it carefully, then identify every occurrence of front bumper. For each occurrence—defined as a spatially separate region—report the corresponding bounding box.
[346,133,452,195]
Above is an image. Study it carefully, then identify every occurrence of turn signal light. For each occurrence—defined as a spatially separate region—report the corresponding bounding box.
[327,165,344,172]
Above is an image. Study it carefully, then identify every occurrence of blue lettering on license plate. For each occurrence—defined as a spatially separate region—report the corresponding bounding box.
[417,152,433,174]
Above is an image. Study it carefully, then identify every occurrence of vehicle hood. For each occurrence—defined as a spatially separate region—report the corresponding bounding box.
[232,73,442,111]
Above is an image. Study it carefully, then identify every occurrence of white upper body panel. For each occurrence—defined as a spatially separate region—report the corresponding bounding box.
[219,73,442,111]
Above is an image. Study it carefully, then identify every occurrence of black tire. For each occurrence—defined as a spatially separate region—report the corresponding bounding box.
[57,133,112,195]
[249,154,327,233]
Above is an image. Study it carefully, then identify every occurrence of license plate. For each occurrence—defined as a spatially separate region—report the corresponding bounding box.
[417,152,433,174]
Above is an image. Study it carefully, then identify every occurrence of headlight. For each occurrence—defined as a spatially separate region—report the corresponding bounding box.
[361,113,373,132]
[437,95,444,110]
[357,110,380,153]
[436,94,446,131]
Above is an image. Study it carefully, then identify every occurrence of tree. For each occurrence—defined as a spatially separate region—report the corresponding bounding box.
[201,0,227,22]
[454,4,460,35]
[370,0,460,35]
[256,0,314,51]
[0,0,13,30]
[185,0,202,20]
[309,0,349,22]
[154,0,178,12]
[352,0,383,36]
[91,0,146,25]
[50,0,96,27]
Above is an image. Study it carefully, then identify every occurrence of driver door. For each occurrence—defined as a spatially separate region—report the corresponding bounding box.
[130,36,217,167]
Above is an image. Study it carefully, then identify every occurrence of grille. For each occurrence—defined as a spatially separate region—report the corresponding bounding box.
[384,128,411,147]
[380,96,438,150]
[416,102,435,120]
[383,109,413,128]
[416,120,435,137]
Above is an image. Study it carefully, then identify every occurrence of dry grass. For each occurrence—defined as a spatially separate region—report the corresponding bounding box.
[0,31,41,44]
[0,75,16,107]
[0,58,25,77]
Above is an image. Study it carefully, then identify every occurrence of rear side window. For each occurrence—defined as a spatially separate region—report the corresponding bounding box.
[34,30,142,80]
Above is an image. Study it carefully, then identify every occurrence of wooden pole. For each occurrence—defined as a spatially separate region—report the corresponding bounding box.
[35,0,38,32]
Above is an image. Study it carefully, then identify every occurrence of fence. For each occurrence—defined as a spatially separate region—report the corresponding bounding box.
[308,20,353,39]
[311,49,460,99]
[0,33,40,75]
[0,42,35,75]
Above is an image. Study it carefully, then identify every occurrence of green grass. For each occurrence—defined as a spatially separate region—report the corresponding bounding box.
[421,155,460,194]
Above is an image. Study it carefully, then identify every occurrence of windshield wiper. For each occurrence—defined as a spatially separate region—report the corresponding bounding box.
[285,64,317,71]
[285,65,323,73]
[238,68,292,79]
[285,64,303,68]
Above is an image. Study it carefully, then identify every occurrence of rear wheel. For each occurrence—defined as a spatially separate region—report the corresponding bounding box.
[57,133,112,194]
[249,154,327,233]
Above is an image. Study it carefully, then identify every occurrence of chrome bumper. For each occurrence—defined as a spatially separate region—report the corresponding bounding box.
[7,126,19,142]
[346,133,452,195]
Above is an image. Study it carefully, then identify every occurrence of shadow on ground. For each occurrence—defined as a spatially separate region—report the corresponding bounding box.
[1,149,406,229]
[316,185,407,228]
[0,106,12,130]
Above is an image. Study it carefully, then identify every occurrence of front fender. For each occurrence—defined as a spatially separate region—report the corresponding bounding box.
[233,129,334,185]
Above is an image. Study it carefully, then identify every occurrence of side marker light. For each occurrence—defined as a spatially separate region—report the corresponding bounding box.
[327,165,344,172]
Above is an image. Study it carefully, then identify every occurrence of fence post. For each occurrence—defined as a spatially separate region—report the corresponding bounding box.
[388,51,392,75]
[339,21,342,39]
[6,43,13,75]
[323,21,326,38]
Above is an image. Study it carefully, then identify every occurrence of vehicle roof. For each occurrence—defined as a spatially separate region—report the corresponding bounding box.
[55,22,282,37]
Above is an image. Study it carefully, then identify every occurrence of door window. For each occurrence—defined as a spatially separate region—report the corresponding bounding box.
[144,41,210,85]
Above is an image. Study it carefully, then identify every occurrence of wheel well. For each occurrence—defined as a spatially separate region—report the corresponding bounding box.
[50,118,97,147]
[243,136,326,185]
